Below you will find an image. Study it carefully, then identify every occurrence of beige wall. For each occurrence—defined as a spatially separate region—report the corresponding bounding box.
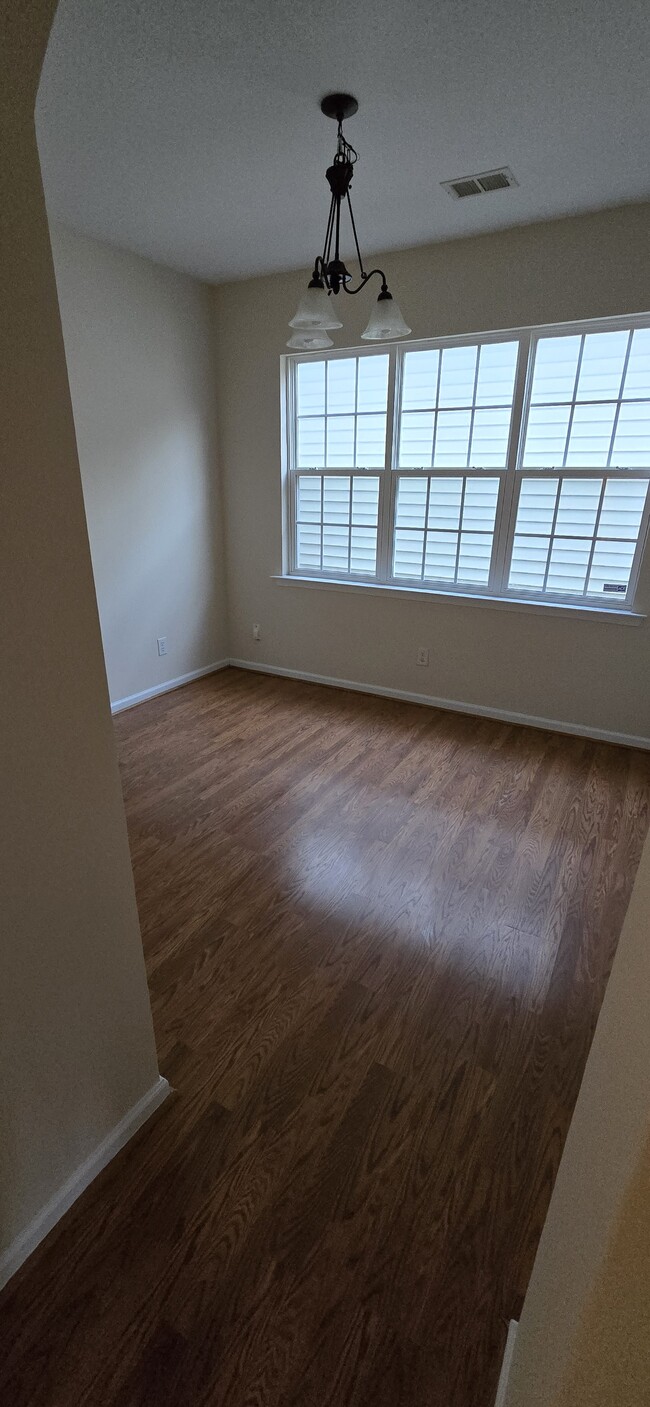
[50,225,227,707]
[212,204,650,744]
[503,828,650,1407]
[0,0,159,1266]
[553,1128,650,1407]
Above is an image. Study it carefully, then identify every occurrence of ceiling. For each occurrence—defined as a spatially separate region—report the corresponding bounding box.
[37,0,650,284]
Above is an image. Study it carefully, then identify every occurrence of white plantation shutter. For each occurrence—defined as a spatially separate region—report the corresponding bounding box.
[287,320,650,607]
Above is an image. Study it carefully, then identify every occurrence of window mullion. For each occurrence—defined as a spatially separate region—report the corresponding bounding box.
[376,346,398,583]
[319,474,324,573]
[492,333,531,593]
[324,358,329,468]
[430,349,443,468]
[624,481,650,605]
[541,477,562,592]
[561,334,585,467]
[286,362,297,573]
[606,329,633,468]
[583,477,608,594]
[421,477,432,583]
[453,477,467,585]
[347,475,353,574]
[490,471,516,594]
[385,471,400,584]
[353,357,359,467]
[289,471,297,574]
[466,345,482,466]
[509,333,532,471]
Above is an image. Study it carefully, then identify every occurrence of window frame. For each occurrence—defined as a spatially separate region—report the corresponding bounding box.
[283,314,650,613]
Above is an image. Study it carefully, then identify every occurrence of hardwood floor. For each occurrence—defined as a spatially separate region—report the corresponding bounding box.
[2,667,649,1406]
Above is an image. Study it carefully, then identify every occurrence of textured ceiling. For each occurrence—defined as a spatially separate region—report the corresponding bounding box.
[37,0,650,283]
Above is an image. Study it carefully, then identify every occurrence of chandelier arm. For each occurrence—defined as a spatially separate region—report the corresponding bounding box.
[342,267,388,296]
[334,191,342,264]
[345,192,366,280]
[321,193,336,270]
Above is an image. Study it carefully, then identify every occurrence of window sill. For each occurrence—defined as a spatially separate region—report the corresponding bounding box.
[271,575,647,624]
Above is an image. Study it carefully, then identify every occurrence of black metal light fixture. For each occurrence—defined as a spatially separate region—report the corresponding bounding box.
[287,94,411,350]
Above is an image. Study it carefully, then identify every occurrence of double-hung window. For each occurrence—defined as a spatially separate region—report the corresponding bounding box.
[284,316,650,612]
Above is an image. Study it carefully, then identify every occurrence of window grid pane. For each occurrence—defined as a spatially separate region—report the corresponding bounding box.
[393,474,500,587]
[522,328,650,469]
[508,475,649,600]
[398,340,519,469]
[295,473,380,576]
[296,354,389,470]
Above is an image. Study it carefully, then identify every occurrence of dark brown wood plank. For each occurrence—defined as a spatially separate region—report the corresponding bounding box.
[1,667,648,1407]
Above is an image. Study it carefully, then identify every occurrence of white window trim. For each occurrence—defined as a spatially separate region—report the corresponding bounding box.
[281,313,650,614]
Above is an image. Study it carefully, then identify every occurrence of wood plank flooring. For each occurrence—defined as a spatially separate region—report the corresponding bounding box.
[2,667,649,1406]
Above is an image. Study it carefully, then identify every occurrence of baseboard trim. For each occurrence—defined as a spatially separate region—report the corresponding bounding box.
[494,1319,519,1407]
[111,660,230,714]
[229,659,650,751]
[0,1075,170,1292]
[110,655,649,749]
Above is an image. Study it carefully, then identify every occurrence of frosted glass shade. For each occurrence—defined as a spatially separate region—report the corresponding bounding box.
[361,292,411,341]
[289,283,343,331]
[286,330,334,350]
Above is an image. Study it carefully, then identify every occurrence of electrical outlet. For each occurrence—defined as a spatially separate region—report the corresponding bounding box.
[416,647,429,667]
[157,636,167,657]
[252,623,262,642]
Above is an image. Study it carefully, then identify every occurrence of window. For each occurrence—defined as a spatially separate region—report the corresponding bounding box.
[284,318,650,612]
[293,354,389,574]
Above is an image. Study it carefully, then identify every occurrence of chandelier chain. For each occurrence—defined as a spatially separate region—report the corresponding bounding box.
[335,119,358,167]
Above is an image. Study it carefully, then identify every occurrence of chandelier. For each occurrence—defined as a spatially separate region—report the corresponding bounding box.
[287,94,411,350]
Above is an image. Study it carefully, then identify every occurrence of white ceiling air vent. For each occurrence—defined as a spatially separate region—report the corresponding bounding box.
[442,167,518,199]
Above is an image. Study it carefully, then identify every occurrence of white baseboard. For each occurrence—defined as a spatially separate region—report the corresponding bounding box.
[110,654,650,749]
[0,1075,170,1291]
[229,659,650,751]
[111,660,230,714]
[494,1319,519,1407]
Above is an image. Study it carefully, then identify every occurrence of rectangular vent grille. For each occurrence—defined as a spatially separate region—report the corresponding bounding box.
[442,167,518,199]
